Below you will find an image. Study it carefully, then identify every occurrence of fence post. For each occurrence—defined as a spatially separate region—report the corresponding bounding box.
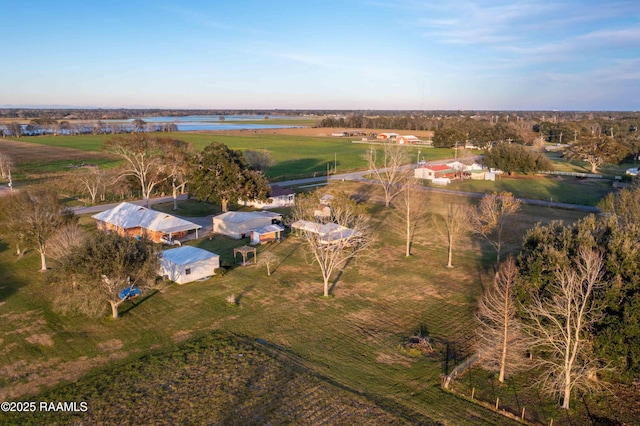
[495,397,499,410]
[521,407,525,420]
[471,387,475,400]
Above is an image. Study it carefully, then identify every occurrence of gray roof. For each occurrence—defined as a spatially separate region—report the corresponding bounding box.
[162,246,219,265]
[214,210,282,224]
[92,202,201,234]
[252,224,285,234]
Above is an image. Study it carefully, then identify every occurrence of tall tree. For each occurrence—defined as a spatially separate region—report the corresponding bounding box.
[522,248,607,410]
[103,134,170,207]
[475,257,527,383]
[365,143,411,207]
[189,142,270,212]
[0,152,13,180]
[469,192,521,267]
[435,203,469,268]
[564,137,626,173]
[163,139,194,210]
[290,189,373,297]
[51,232,160,319]
[0,189,74,271]
[395,177,428,257]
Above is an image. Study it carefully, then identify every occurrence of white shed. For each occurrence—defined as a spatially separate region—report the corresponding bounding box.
[213,211,282,239]
[160,246,220,284]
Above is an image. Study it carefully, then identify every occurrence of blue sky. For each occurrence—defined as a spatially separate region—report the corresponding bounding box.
[1,0,638,110]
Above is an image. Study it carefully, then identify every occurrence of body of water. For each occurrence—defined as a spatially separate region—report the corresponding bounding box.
[136,115,305,132]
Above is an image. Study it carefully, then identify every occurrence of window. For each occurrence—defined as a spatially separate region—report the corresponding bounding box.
[185,268,191,275]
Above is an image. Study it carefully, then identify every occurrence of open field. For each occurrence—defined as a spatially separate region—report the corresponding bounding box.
[450,174,612,206]
[0,138,118,176]
[4,133,453,181]
[0,183,598,425]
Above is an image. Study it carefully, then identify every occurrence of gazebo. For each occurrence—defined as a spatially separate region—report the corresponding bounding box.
[233,245,257,266]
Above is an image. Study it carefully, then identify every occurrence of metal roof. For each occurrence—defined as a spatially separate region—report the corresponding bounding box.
[92,202,201,234]
[161,246,219,265]
[214,210,282,224]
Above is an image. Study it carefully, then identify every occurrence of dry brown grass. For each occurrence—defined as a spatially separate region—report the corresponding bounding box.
[0,138,113,164]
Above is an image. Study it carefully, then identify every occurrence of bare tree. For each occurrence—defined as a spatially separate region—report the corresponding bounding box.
[163,140,194,210]
[434,203,469,268]
[77,166,113,204]
[47,223,86,261]
[475,257,527,382]
[522,248,607,410]
[245,149,275,174]
[0,189,74,271]
[468,192,521,267]
[290,190,373,297]
[395,177,428,257]
[0,152,13,180]
[257,251,280,276]
[103,134,170,207]
[365,143,410,207]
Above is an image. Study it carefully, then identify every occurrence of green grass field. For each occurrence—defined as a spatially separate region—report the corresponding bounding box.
[451,175,612,206]
[0,184,592,425]
[5,134,455,181]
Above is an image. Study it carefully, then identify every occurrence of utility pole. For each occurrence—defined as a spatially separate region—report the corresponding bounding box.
[334,152,337,173]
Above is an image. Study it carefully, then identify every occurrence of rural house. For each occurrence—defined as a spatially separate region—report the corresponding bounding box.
[414,164,460,181]
[213,211,282,239]
[238,185,295,209]
[160,246,220,284]
[92,202,201,244]
[396,135,421,145]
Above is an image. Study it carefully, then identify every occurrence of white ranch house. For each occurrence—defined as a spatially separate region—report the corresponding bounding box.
[160,246,220,284]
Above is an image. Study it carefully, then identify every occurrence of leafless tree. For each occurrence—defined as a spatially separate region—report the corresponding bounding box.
[0,189,74,271]
[257,251,280,276]
[103,134,170,207]
[163,140,194,210]
[365,143,411,207]
[395,177,428,257]
[434,203,469,268]
[245,149,275,174]
[468,192,521,267]
[290,189,373,297]
[47,223,86,261]
[77,166,114,204]
[522,248,608,410]
[0,152,13,180]
[475,257,528,382]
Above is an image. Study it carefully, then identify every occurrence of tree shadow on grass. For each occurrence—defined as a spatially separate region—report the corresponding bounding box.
[118,289,162,317]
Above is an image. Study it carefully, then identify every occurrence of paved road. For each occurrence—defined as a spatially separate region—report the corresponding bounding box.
[70,194,189,215]
[73,157,600,217]
[275,159,600,214]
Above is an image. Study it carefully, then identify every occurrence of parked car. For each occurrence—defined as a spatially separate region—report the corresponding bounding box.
[119,286,141,300]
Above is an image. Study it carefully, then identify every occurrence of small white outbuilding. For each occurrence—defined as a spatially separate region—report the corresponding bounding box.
[160,246,220,284]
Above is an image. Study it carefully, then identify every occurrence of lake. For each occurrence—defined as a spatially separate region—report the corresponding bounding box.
[135,115,306,132]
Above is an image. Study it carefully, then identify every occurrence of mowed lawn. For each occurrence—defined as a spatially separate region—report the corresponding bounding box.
[0,184,588,425]
[6,134,456,180]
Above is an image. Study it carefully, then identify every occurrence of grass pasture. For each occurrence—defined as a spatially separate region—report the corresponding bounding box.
[0,137,119,176]
[0,182,596,425]
[5,133,456,181]
[451,174,612,206]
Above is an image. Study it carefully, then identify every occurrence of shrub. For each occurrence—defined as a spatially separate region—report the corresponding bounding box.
[214,267,226,276]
